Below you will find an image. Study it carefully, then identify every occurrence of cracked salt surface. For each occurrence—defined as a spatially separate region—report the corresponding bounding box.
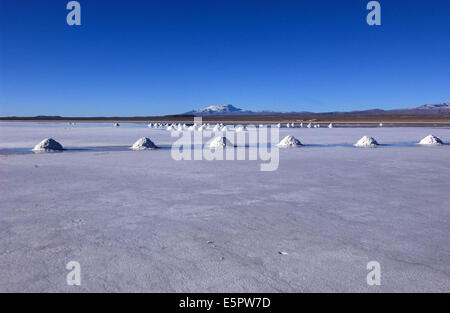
[0,122,449,292]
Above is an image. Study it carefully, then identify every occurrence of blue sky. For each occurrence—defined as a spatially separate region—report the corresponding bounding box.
[0,0,449,116]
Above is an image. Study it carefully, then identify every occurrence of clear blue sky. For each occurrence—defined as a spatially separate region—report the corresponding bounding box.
[0,0,449,116]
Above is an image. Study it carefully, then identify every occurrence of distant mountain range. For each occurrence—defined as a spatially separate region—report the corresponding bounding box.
[185,103,450,116]
[1,103,449,121]
[408,103,450,110]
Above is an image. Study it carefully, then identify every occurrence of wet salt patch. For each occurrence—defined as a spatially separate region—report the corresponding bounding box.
[0,148,52,155]
[0,146,163,155]
[1,141,448,156]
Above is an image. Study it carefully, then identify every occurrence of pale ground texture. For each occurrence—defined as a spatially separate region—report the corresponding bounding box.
[0,122,449,292]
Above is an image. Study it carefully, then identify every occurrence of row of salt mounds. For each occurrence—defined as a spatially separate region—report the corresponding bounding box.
[131,137,158,150]
[277,135,302,147]
[419,134,444,145]
[32,138,64,152]
[354,136,379,147]
[30,134,445,153]
[209,136,233,148]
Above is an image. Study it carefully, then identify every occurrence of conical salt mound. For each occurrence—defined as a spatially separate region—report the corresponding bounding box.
[354,136,379,147]
[419,135,444,145]
[209,136,233,148]
[32,138,64,152]
[277,135,302,147]
[131,137,158,150]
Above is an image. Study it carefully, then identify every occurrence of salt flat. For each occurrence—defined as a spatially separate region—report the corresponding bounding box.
[0,122,449,292]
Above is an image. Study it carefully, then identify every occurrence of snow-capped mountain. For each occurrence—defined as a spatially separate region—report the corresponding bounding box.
[186,104,244,115]
[182,102,450,117]
[413,103,450,110]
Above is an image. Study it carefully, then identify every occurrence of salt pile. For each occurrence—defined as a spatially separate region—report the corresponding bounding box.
[328,123,333,128]
[209,136,233,148]
[130,137,158,150]
[235,125,246,132]
[354,136,379,147]
[277,135,302,147]
[419,135,444,145]
[32,138,64,152]
[307,123,312,128]
[114,123,120,127]
[212,124,221,132]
